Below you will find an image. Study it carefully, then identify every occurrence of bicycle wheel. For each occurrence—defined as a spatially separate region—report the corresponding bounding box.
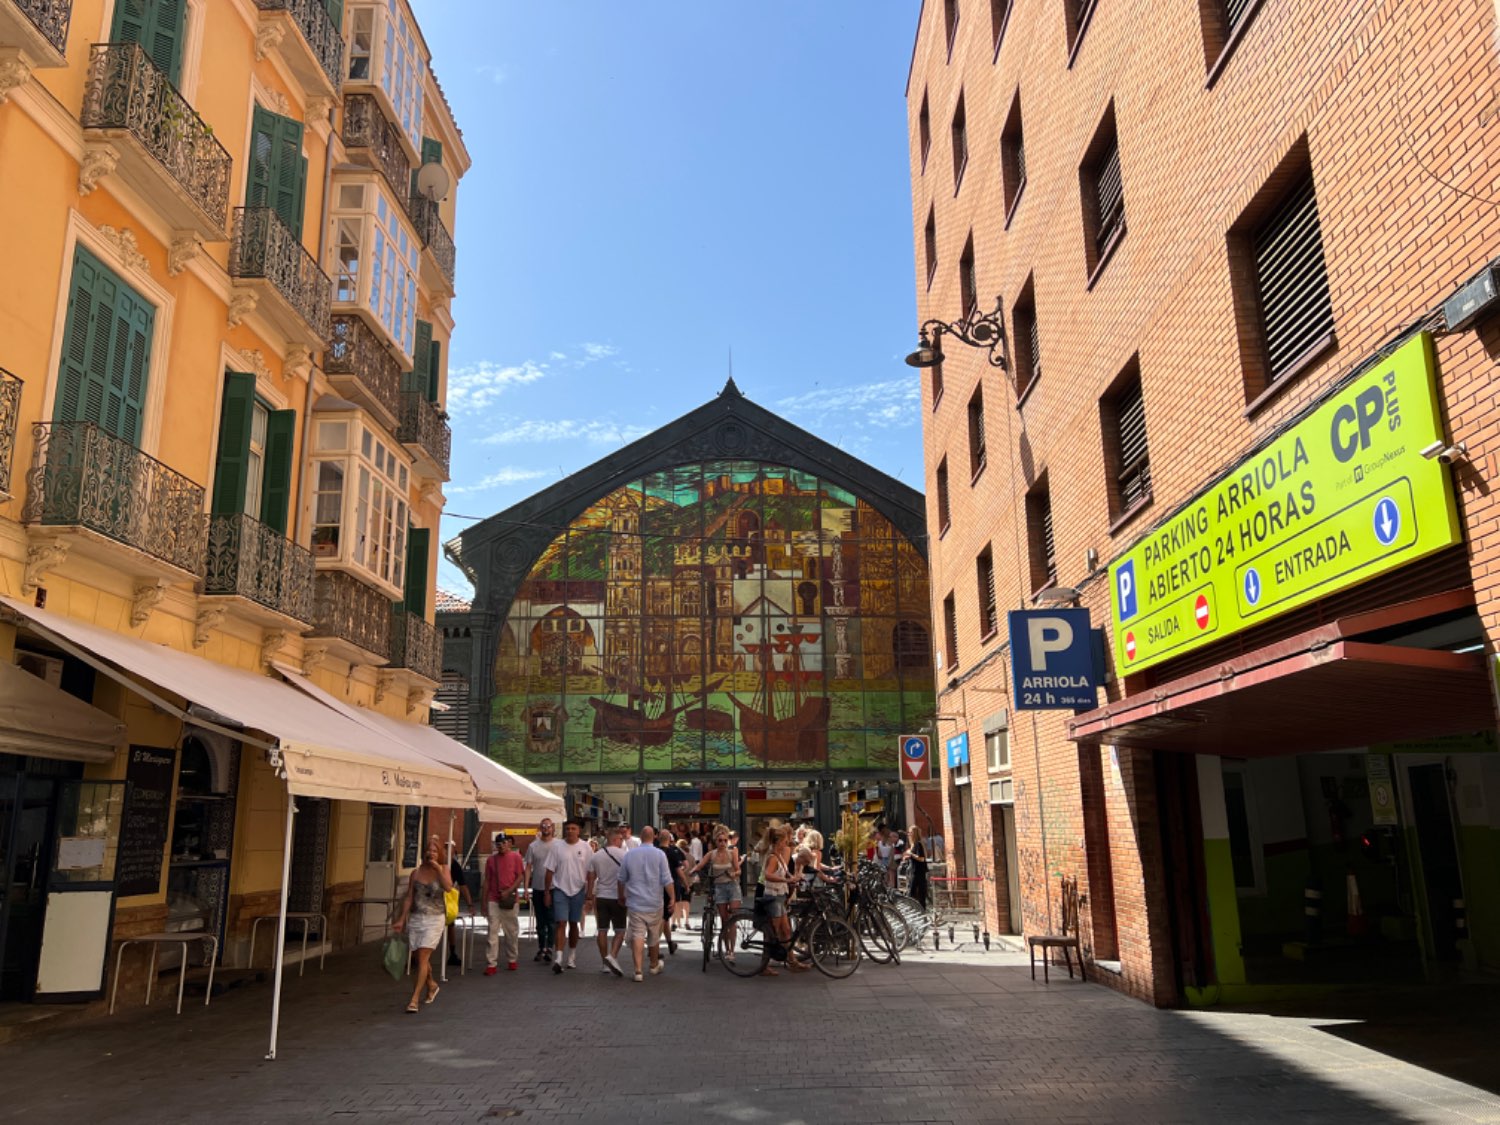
[701,906,715,972]
[807,916,861,978]
[878,904,911,956]
[721,909,769,977]
[856,905,899,965]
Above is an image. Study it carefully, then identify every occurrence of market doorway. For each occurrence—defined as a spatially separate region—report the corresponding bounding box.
[362,805,398,942]
[1408,763,1464,962]
[990,802,1020,934]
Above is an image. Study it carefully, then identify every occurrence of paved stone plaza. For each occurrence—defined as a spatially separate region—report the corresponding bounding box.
[3,941,1498,1125]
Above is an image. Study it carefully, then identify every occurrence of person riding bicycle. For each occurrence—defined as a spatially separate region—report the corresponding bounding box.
[689,824,742,963]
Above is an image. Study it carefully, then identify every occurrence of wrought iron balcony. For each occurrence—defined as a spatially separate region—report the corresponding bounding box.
[22,422,207,577]
[80,42,231,238]
[230,206,332,343]
[406,192,456,292]
[308,569,391,661]
[389,605,440,683]
[326,313,401,427]
[202,512,315,624]
[0,367,20,498]
[342,93,410,199]
[253,0,342,97]
[1,0,73,62]
[397,390,450,481]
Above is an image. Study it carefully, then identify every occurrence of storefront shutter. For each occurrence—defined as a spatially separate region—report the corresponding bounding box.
[112,0,186,85]
[211,371,256,516]
[404,526,430,617]
[259,409,296,533]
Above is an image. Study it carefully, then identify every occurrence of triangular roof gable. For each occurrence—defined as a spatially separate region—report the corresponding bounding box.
[448,381,927,618]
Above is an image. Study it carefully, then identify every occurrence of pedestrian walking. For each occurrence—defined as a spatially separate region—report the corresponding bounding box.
[690,825,741,963]
[658,829,688,954]
[432,833,471,968]
[621,822,642,851]
[617,825,674,982]
[587,824,629,977]
[525,819,558,962]
[760,825,806,975]
[544,819,593,973]
[906,824,930,909]
[875,823,898,889]
[392,839,453,1012]
[482,832,524,974]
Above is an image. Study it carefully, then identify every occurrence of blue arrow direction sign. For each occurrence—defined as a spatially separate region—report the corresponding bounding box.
[1243,566,1263,607]
[902,736,928,760]
[1373,496,1401,546]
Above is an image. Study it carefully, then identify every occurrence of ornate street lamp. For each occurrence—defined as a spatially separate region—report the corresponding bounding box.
[904,295,1009,371]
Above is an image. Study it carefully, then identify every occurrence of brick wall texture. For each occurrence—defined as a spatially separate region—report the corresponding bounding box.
[907,0,1500,1006]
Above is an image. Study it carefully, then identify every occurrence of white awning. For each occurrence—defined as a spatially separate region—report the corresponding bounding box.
[0,659,125,763]
[273,664,565,823]
[0,597,473,807]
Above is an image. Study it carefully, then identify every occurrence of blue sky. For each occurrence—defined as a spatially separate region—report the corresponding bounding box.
[411,2,924,595]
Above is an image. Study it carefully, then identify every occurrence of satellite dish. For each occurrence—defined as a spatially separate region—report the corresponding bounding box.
[415,161,451,203]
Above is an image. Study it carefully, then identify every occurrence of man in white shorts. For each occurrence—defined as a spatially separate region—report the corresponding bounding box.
[587,824,629,977]
[543,819,593,974]
[616,825,674,982]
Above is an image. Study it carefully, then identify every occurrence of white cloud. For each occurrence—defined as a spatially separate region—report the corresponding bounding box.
[549,351,567,361]
[446,467,550,495]
[776,377,921,430]
[475,64,506,85]
[480,418,652,446]
[446,360,547,414]
[580,342,619,363]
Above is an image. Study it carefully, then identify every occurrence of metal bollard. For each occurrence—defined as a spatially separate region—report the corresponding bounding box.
[1304,879,1322,946]
[948,924,955,944]
[982,932,990,951]
[972,923,980,942]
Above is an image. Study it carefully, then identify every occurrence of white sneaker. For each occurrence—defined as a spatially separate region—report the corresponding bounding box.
[604,954,624,978]
[633,972,643,982]
[649,963,664,976]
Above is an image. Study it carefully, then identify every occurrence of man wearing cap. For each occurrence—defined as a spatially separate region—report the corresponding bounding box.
[482,832,524,974]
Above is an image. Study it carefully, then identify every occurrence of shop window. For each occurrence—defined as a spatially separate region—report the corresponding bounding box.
[1001,90,1026,223]
[330,176,420,362]
[311,413,411,595]
[1099,357,1151,525]
[1080,104,1125,284]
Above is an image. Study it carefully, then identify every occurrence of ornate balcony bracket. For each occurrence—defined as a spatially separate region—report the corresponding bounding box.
[284,344,313,383]
[227,288,259,329]
[78,143,119,196]
[0,50,32,103]
[131,579,168,627]
[96,225,150,274]
[261,628,289,669]
[374,671,398,705]
[302,642,329,676]
[254,22,285,60]
[168,231,204,277]
[406,688,430,716]
[194,605,228,647]
[22,539,67,597]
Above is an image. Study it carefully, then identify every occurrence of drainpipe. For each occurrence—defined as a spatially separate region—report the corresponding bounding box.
[293,118,340,547]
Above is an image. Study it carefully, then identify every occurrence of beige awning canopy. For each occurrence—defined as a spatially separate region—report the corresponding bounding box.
[0,597,473,807]
[273,665,565,823]
[0,658,125,763]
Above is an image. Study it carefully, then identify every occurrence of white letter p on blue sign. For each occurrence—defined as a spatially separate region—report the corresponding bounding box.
[1027,616,1074,672]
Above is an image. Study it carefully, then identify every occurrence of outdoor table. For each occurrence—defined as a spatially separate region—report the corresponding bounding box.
[455,912,488,975]
[339,896,401,947]
[109,931,219,1016]
[247,911,328,976]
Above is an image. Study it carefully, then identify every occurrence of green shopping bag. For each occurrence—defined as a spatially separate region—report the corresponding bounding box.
[381,934,409,982]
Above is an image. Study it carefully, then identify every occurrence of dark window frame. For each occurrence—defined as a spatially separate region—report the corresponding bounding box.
[936,457,952,535]
[976,544,998,641]
[943,591,959,671]
[924,205,938,289]
[1100,356,1153,531]
[1079,103,1126,287]
[1012,274,1040,404]
[1000,89,1027,227]
[1063,0,1101,66]
[919,90,932,172]
[944,0,961,59]
[990,0,1014,57]
[931,357,945,409]
[1025,480,1058,595]
[951,90,969,192]
[959,233,978,321]
[1201,0,1270,87]
[967,385,987,483]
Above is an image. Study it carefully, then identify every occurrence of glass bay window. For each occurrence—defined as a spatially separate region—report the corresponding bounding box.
[331,176,419,364]
[312,412,411,596]
[346,0,424,158]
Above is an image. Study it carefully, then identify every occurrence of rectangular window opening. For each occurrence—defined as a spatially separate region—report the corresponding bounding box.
[1012,275,1039,401]
[1026,482,1057,593]
[924,206,938,288]
[1101,359,1151,524]
[967,386,987,480]
[951,92,969,190]
[959,234,978,320]
[936,457,951,533]
[977,545,997,640]
[1081,106,1125,281]
[1001,91,1026,221]
[943,592,959,670]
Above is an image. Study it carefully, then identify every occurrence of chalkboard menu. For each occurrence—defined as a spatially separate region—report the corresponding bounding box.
[117,745,177,897]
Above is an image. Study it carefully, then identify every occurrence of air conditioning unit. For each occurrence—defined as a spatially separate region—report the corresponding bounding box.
[15,649,64,688]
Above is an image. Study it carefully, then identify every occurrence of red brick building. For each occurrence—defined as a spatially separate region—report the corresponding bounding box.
[908,0,1500,1004]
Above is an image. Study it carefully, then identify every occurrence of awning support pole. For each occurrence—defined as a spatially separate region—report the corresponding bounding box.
[266,793,297,1060]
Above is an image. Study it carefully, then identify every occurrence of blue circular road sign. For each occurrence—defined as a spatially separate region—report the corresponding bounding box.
[1243,567,1263,606]
[903,737,927,759]
[1373,497,1401,546]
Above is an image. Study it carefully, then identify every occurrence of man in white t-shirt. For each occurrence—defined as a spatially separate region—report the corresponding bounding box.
[544,820,594,972]
[620,823,642,851]
[586,825,629,977]
[523,820,557,962]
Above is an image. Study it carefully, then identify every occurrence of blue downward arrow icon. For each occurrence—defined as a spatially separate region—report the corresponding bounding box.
[1373,497,1401,546]
[1244,567,1262,606]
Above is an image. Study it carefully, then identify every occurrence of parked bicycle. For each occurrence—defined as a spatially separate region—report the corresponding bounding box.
[721,885,861,978]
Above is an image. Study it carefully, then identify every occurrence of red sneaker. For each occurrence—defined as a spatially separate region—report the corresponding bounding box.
[507,962,518,971]
[484,966,498,976]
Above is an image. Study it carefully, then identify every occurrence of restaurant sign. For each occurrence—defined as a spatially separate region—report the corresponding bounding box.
[1109,332,1461,674]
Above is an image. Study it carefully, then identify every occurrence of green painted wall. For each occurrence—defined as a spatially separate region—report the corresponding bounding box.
[1203,837,1246,985]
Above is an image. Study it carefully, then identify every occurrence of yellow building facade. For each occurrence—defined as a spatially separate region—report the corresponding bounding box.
[0,0,468,1005]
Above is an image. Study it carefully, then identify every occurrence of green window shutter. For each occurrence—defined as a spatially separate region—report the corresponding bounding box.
[247,105,276,211]
[55,247,119,429]
[106,282,152,444]
[259,409,296,533]
[406,319,432,394]
[404,527,430,617]
[211,371,256,516]
[426,338,441,403]
[249,107,307,238]
[325,0,344,31]
[112,0,186,85]
[420,137,443,167]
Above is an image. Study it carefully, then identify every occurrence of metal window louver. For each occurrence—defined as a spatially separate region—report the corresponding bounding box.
[1027,309,1041,383]
[969,392,987,474]
[1225,0,1253,32]
[1255,176,1334,381]
[944,595,959,668]
[978,550,997,635]
[1095,139,1124,252]
[1116,379,1151,507]
[937,461,951,529]
[1041,496,1057,583]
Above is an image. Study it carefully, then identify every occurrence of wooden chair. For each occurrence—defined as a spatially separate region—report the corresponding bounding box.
[1027,876,1086,982]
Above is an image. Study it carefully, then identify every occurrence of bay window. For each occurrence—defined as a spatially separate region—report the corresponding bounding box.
[311,413,411,595]
[346,0,424,155]
[331,177,419,362]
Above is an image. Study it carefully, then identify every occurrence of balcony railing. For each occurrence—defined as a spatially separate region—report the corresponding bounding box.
[397,390,450,479]
[202,512,315,624]
[81,42,231,234]
[407,192,456,288]
[308,569,390,660]
[390,606,440,682]
[0,368,20,497]
[326,313,401,422]
[253,0,342,93]
[230,206,332,341]
[342,93,410,198]
[9,0,72,55]
[22,422,207,576]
